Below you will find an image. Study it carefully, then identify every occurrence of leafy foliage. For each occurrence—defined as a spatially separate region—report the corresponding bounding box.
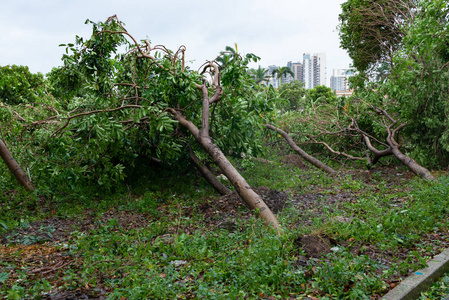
[0,65,47,105]
[306,85,338,106]
[277,80,306,111]
[248,65,271,85]
[0,16,276,193]
[271,66,294,85]
[338,0,415,73]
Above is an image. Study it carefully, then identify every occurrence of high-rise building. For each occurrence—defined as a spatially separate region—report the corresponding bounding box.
[303,53,326,89]
[264,53,325,89]
[313,53,326,87]
[267,65,280,88]
[330,69,353,91]
[303,53,312,89]
[286,61,304,84]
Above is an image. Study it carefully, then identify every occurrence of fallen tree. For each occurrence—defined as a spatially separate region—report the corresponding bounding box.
[351,107,435,180]
[0,138,34,191]
[171,62,279,229]
[311,104,436,181]
[264,124,336,174]
[8,16,280,230]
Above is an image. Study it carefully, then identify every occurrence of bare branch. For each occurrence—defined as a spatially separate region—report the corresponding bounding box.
[264,124,336,174]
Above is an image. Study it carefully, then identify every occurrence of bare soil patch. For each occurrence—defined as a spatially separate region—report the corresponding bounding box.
[197,186,288,228]
[1,209,150,245]
[281,154,309,169]
[294,235,337,258]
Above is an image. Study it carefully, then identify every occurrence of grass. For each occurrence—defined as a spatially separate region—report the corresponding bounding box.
[1,150,449,299]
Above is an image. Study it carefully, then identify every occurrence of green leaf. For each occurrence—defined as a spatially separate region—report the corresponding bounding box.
[7,289,21,300]
[0,272,9,283]
[0,220,7,230]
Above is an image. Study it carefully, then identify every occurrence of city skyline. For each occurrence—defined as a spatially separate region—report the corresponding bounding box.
[260,52,352,91]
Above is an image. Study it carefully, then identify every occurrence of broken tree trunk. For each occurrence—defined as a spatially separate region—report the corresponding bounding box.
[353,107,436,181]
[172,109,280,230]
[187,143,231,195]
[264,124,337,175]
[0,138,34,191]
[391,146,435,180]
[168,69,280,231]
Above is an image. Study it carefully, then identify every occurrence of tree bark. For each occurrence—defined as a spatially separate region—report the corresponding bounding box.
[351,108,436,181]
[171,109,281,231]
[167,63,280,231]
[390,146,435,180]
[0,138,34,191]
[187,143,231,195]
[264,124,337,174]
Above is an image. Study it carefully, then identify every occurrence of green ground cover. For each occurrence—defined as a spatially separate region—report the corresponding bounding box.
[1,150,448,299]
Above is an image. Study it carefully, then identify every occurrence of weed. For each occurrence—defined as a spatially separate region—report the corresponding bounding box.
[2,147,449,299]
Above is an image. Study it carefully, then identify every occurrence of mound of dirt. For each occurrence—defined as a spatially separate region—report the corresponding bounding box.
[200,186,287,214]
[197,186,288,228]
[280,154,309,169]
[294,235,337,258]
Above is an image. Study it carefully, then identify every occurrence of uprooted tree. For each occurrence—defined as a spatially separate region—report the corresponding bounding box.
[0,16,281,230]
[307,101,436,181]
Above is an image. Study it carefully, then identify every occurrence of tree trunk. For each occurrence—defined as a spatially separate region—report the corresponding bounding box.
[170,109,281,231]
[187,143,231,195]
[353,109,436,181]
[264,124,337,174]
[391,147,435,181]
[0,138,34,191]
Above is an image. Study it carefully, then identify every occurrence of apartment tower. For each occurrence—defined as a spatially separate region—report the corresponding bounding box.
[303,52,326,89]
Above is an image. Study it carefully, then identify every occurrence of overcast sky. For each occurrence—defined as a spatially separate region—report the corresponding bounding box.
[0,0,352,86]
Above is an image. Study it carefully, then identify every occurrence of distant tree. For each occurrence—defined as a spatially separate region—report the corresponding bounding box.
[249,66,270,85]
[271,66,294,85]
[306,85,337,105]
[278,80,306,111]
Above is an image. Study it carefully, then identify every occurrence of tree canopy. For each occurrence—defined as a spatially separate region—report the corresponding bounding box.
[0,65,47,105]
[271,67,294,85]
[338,0,416,73]
[339,0,449,167]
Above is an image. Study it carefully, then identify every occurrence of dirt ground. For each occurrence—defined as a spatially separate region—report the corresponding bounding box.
[1,157,447,299]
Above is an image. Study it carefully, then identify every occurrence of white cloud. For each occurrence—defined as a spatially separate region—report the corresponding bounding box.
[0,0,352,84]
